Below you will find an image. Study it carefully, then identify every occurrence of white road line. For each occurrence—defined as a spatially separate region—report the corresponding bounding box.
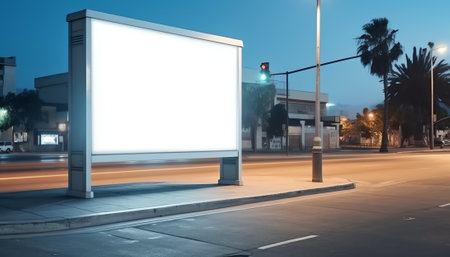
[258,235,318,250]
[438,203,450,208]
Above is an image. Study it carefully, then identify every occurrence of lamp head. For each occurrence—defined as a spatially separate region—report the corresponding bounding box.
[436,46,447,54]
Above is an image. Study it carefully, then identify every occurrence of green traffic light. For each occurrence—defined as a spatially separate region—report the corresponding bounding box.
[259,62,270,81]
[260,73,268,81]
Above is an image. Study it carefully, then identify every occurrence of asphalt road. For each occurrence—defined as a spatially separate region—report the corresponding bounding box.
[0,151,449,256]
[0,150,449,193]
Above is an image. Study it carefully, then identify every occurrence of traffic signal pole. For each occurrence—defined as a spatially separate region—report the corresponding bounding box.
[269,54,361,153]
[268,53,360,181]
[271,55,361,76]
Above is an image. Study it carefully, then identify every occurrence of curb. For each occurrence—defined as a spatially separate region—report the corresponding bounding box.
[0,182,355,235]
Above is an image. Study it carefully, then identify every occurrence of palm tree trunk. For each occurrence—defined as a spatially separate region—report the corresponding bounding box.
[380,74,389,152]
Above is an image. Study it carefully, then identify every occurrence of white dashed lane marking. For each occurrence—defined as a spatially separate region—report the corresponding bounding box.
[258,235,318,250]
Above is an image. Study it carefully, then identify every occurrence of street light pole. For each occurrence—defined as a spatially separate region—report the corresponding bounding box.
[312,0,323,182]
[428,42,435,150]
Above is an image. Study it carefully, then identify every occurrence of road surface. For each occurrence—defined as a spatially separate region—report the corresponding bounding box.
[0,150,449,256]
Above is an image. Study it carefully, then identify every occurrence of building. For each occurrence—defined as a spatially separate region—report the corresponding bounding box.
[35,72,68,105]
[242,67,340,151]
[0,57,16,142]
[21,73,69,152]
[0,57,16,97]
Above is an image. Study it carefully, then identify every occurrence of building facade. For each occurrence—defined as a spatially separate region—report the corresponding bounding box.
[0,57,16,142]
[242,67,340,151]
[0,57,16,97]
[22,73,69,152]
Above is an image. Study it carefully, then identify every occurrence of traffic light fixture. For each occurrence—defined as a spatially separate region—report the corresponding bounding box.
[260,62,270,81]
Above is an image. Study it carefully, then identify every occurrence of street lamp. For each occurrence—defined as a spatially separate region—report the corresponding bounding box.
[428,42,447,149]
[312,0,323,182]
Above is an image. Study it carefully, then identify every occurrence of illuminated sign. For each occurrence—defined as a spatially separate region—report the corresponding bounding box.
[89,18,240,155]
[14,132,28,143]
[40,133,59,145]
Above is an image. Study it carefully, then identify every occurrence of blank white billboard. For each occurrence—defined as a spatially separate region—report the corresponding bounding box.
[89,18,240,154]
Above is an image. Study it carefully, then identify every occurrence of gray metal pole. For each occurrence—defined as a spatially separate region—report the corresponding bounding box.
[429,42,435,150]
[312,0,323,182]
[286,71,289,155]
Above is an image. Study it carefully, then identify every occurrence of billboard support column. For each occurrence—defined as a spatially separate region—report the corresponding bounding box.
[219,44,243,186]
[219,156,242,185]
[67,17,94,199]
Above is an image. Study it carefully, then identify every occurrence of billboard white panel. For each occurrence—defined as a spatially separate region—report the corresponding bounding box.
[90,19,239,154]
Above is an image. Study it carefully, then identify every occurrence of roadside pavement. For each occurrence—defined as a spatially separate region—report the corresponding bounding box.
[1,146,448,236]
[0,171,354,235]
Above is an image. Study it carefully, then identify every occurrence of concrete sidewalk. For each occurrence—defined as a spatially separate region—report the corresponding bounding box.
[0,174,354,236]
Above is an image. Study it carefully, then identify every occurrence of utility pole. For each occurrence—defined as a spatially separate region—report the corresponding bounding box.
[312,0,323,182]
[429,42,435,150]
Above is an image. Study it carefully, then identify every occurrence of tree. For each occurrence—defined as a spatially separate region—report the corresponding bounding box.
[356,107,383,141]
[388,47,450,143]
[435,106,450,131]
[0,93,15,131]
[242,83,276,151]
[0,90,43,134]
[12,90,43,131]
[389,104,415,147]
[356,18,403,152]
[267,103,288,139]
[341,118,358,144]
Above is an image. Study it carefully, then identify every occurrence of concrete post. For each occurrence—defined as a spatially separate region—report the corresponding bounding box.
[333,122,340,148]
[256,125,262,150]
[312,137,323,182]
[300,120,306,151]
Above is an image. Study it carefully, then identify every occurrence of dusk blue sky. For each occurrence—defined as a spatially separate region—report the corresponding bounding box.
[1,0,449,117]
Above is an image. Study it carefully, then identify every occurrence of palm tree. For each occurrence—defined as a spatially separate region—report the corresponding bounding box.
[388,47,450,145]
[356,18,403,152]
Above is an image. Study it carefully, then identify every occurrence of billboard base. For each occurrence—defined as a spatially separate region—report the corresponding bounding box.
[219,157,243,185]
[66,189,94,199]
[218,179,243,186]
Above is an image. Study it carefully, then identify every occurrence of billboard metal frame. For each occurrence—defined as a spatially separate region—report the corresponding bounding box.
[67,10,243,198]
